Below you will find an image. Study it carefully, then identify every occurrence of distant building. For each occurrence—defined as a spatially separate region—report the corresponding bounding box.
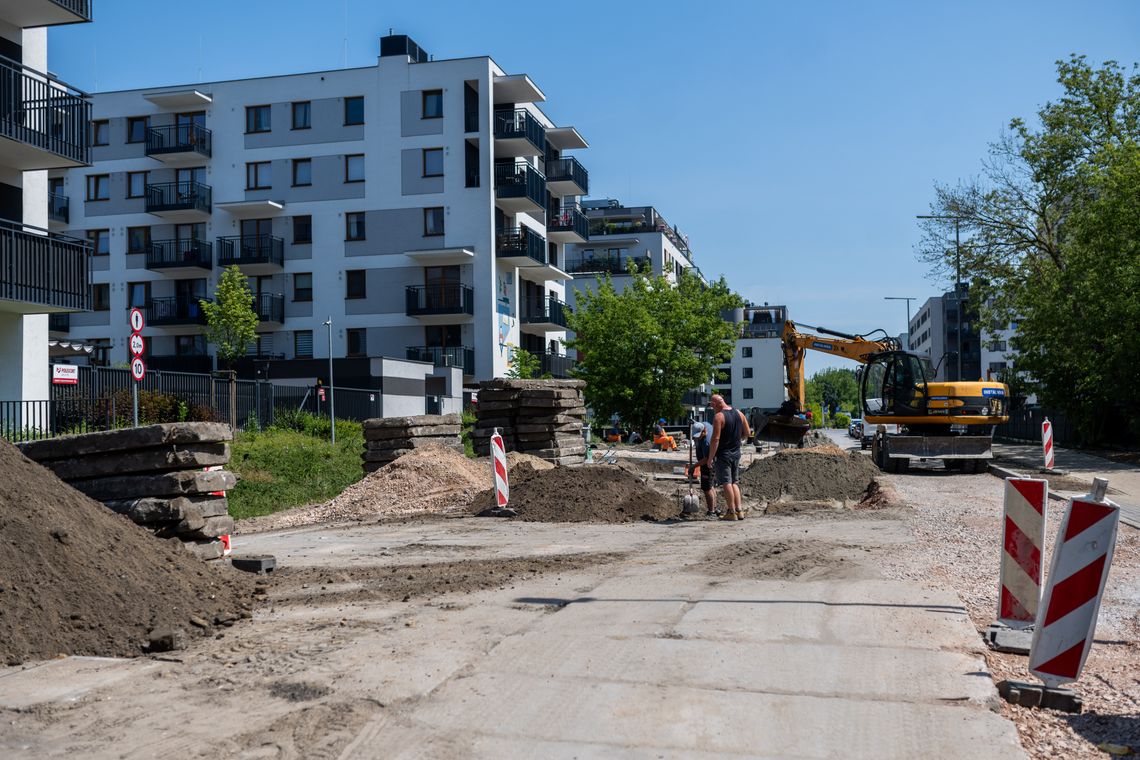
[715,304,788,414]
[908,284,981,381]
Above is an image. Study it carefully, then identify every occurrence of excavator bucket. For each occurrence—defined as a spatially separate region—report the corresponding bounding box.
[752,412,811,445]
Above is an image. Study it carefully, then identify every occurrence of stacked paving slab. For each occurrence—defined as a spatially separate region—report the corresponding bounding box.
[361,413,462,474]
[19,423,236,560]
[474,379,587,465]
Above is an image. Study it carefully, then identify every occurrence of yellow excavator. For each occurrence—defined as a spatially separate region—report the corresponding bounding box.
[753,321,1010,473]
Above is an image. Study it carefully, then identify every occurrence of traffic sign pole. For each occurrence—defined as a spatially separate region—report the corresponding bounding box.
[128,308,146,428]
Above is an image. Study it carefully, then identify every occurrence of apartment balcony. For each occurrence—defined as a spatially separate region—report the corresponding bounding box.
[539,351,575,379]
[545,156,588,197]
[496,226,546,269]
[493,109,545,157]
[0,0,92,26]
[146,296,209,327]
[0,56,90,169]
[406,345,474,376]
[48,192,69,225]
[145,238,212,271]
[216,234,284,274]
[48,312,69,332]
[145,124,212,163]
[520,295,570,335]
[0,219,88,313]
[254,293,284,325]
[148,354,212,374]
[494,161,547,214]
[145,181,211,220]
[405,284,474,324]
[546,202,589,244]
[564,253,651,276]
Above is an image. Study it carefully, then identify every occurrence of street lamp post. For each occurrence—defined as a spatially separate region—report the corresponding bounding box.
[916,214,965,381]
[323,317,335,445]
[884,296,916,348]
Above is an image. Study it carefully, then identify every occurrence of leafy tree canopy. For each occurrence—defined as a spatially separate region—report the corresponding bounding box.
[805,368,860,417]
[201,265,259,366]
[505,346,542,379]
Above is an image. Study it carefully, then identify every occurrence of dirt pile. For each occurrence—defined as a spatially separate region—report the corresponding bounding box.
[0,440,254,665]
[740,445,879,505]
[506,451,555,477]
[472,465,678,522]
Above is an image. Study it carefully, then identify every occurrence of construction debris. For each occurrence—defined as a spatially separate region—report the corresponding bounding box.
[472,464,677,522]
[473,379,587,464]
[739,445,880,507]
[361,413,463,473]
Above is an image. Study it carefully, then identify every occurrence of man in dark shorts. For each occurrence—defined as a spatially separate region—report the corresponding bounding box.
[707,393,751,520]
[689,421,717,516]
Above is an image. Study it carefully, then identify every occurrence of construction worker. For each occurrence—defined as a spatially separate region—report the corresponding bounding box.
[708,394,751,520]
[689,421,717,517]
[652,418,677,451]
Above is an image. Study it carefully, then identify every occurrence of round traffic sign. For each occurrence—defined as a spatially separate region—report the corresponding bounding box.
[130,357,146,382]
[129,332,145,357]
[129,308,145,332]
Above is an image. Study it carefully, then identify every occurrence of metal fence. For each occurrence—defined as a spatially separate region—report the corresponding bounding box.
[994,407,1076,447]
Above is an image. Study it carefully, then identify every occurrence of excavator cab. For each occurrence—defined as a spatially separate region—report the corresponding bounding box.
[860,352,930,419]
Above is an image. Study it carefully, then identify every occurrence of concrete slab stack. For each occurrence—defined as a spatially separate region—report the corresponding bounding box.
[361,413,463,473]
[474,379,587,465]
[19,423,236,560]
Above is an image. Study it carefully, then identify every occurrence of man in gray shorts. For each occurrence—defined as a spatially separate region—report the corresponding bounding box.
[707,393,751,520]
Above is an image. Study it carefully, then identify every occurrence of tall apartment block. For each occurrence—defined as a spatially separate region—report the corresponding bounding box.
[715,304,789,414]
[0,0,92,404]
[908,284,981,381]
[56,34,587,383]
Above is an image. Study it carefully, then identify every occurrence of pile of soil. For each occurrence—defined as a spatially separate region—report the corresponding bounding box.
[0,440,254,665]
[506,451,554,477]
[740,445,879,505]
[471,465,678,522]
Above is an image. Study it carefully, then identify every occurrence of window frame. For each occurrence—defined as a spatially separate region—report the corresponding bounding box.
[126,116,149,144]
[291,158,312,187]
[291,100,311,130]
[127,281,150,309]
[422,89,443,119]
[422,147,444,178]
[741,346,753,358]
[91,283,110,311]
[423,206,445,237]
[345,269,367,300]
[345,212,366,241]
[344,154,365,183]
[742,367,754,379]
[90,119,109,146]
[126,226,151,254]
[126,171,148,199]
[293,215,312,244]
[346,328,366,357]
[293,273,313,302]
[742,388,754,400]
[343,96,364,126]
[245,104,271,134]
[86,174,109,201]
[246,161,272,190]
[86,228,109,256]
[293,330,314,359]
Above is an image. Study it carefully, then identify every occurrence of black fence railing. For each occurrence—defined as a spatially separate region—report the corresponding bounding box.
[405,284,474,317]
[494,161,547,209]
[146,238,212,269]
[48,192,69,223]
[545,156,588,195]
[995,407,1077,448]
[564,254,651,276]
[0,55,90,166]
[539,352,575,379]
[255,292,284,323]
[145,123,212,158]
[493,109,545,151]
[496,226,546,266]
[0,218,89,310]
[522,295,570,328]
[1,397,116,442]
[217,235,284,268]
[406,345,474,375]
[145,181,211,214]
[547,203,589,240]
[146,296,210,326]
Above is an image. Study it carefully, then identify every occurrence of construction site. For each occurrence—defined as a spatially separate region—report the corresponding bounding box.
[0,377,1136,760]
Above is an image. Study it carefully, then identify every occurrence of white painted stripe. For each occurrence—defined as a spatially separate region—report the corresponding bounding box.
[1029,596,1098,670]
[1050,507,1118,582]
[1000,556,1040,614]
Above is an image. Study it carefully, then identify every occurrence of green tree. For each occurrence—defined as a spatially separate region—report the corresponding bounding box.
[917,55,1140,443]
[804,368,860,417]
[566,269,743,434]
[505,346,542,379]
[200,265,259,367]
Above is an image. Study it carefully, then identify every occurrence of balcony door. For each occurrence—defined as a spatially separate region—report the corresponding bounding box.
[248,275,273,317]
[175,167,205,202]
[175,222,202,258]
[176,111,206,146]
[241,218,272,256]
[425,324,461,348]
[175,278,207,319]
[424,265,459,310]
[522,281,544,320]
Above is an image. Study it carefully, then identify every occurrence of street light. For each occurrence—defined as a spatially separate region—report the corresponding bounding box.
[884,297,916,348]
[323,316,335,445]
[916,214,965,381]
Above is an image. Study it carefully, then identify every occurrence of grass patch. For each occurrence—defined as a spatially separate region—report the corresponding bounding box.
[227,416,363,520]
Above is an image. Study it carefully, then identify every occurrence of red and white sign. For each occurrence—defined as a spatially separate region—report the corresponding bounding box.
[129,332,145,357]
[219,534,232,556]
[317,387,326,402]
[997,478,1048,627]
[1028,496,1121,686]
[130,357,146,382]
[1042,418,1055,470]
[51,364,79,385]
[203,464,227,497]
[490,430,509,507]
[129,307,145,333]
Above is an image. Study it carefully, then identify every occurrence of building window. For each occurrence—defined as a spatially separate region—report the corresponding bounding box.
[246,161,272,190]
[422,89,443,119]
[126,171,147,198]
[344,96,364,125]
[86,174,109,201]
[293,215,312,244]
[91,283,110,311]
[294,330,313,358]
[127,282,149,309]
[741,346,753,358]
[293,273,312,302]
[346,328,366,357]
[90,120,109,146]
[422,147,443,177]
[126,116,148,143]
[126,226,150,254]
[292,158,312,187]
[86,229,109,256]
[423,207,444,236]
[344,154,364,183]
[345,212,365,241]
[245,105,271,133]
[345,269,366,299]
[743,388,754,400]
[291,101,311,130]
[742,367,753,379]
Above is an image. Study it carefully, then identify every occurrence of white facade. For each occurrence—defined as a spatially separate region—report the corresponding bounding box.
[716,305,788,413]
[57,35,586,384]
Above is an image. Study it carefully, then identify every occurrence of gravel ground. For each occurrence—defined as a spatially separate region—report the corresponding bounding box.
[881,465,1140,759]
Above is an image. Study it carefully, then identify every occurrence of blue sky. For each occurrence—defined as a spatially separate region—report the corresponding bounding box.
[49,0,1140,375]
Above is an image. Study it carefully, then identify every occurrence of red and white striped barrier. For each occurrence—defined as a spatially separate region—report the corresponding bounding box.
[1029,490,1120,687]
[490,429,509,508]
[998,478,1048,627]
[1042,417,1055,471]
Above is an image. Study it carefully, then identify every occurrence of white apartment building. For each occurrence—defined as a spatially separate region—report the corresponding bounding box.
[0,0,92,405]
[716,304,788,413]
[55,34,587,384]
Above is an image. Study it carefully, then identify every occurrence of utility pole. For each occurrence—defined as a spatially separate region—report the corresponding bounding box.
[884,296,916,348]
[916,214,965,381]
[324,317,335,444]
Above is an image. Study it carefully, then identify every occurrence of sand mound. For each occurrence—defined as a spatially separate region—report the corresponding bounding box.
[472,465,678,522]
[506,451,554,477]
[740,446,879,504]
[0,440,254,665]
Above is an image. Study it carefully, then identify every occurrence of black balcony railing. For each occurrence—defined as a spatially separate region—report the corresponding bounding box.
[145,296,210,326]
[522,295,570,328]
[145,181,211,214]
[255,293,284,323]
[0,55,90,166]
[494,162,547,210]
[406,345,475,375]
[405,284,474,317]
[48,192,69,223]
[146,238,212,270]
[48,312,70,332]
[547,203,589,240]
[493,109,545,151]
[216,235,284,268]
[145,124,212,158]
[539,352,575,379]
[496,226,546,266]
[50,0,93,20]
[0,219,88,310]
[545,156,588,195]
[564,254,651,276]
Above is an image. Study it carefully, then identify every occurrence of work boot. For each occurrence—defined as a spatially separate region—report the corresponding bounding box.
[720,510,738,521]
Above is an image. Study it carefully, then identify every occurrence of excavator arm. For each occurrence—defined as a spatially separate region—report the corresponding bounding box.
[779,321,897,412]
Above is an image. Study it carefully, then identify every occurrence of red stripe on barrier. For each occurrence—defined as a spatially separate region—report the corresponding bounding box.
[1042,554,1108,627]
[1003,515,1042,579]
[1000,585,1032,622]
[492,437,505,454]
[1011,480,1046,514]
[1032,639,1085,680]
[1063,501,1115,542]
[494,458,507,481]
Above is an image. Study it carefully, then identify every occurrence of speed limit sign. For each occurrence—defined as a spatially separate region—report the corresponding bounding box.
[129,307,145,332]
[130,356,146,382]
[129,333,145,357]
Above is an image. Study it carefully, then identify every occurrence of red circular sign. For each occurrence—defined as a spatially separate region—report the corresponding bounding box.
[130,357,146,381]
[129,308,145,332]
[129,332,145,357]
